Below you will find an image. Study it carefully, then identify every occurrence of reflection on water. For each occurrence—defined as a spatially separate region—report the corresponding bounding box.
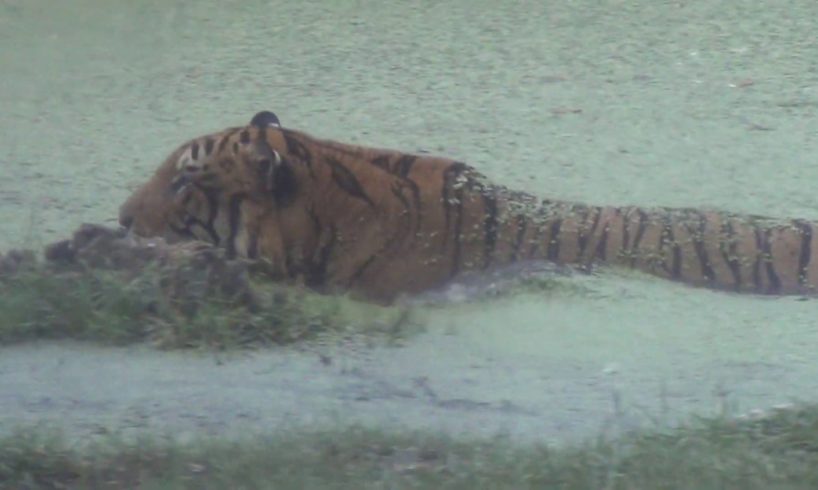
[2,0,818,442]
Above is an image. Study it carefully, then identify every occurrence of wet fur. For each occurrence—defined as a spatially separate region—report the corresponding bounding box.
[120,112,818,303]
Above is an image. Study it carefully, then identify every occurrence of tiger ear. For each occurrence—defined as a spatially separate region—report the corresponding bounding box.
[250,111,281,128]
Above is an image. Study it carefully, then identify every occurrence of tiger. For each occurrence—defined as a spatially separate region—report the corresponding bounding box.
[119,110,818,304]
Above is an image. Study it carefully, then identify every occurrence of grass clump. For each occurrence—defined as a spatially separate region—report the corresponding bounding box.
[0,256,415,350]
[4,404,818,489]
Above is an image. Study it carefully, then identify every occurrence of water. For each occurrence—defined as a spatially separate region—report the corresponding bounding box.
[2,0,818,443]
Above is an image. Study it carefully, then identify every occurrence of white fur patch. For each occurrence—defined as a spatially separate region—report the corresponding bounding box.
[175,148,194,171]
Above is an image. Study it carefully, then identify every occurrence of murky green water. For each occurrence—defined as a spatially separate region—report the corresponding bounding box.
[2,0,818,442]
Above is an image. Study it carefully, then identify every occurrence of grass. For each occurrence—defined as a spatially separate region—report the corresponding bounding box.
[0,258,418,350]
[0,238,586,350]
[3,404,818,489]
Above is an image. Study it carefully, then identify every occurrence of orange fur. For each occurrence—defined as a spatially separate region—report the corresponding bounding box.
[120,112,818,303]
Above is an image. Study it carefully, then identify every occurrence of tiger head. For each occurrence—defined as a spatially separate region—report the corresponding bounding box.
[118,111,299,245]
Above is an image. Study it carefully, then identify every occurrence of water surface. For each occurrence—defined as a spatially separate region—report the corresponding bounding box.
[2,0,818,443]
